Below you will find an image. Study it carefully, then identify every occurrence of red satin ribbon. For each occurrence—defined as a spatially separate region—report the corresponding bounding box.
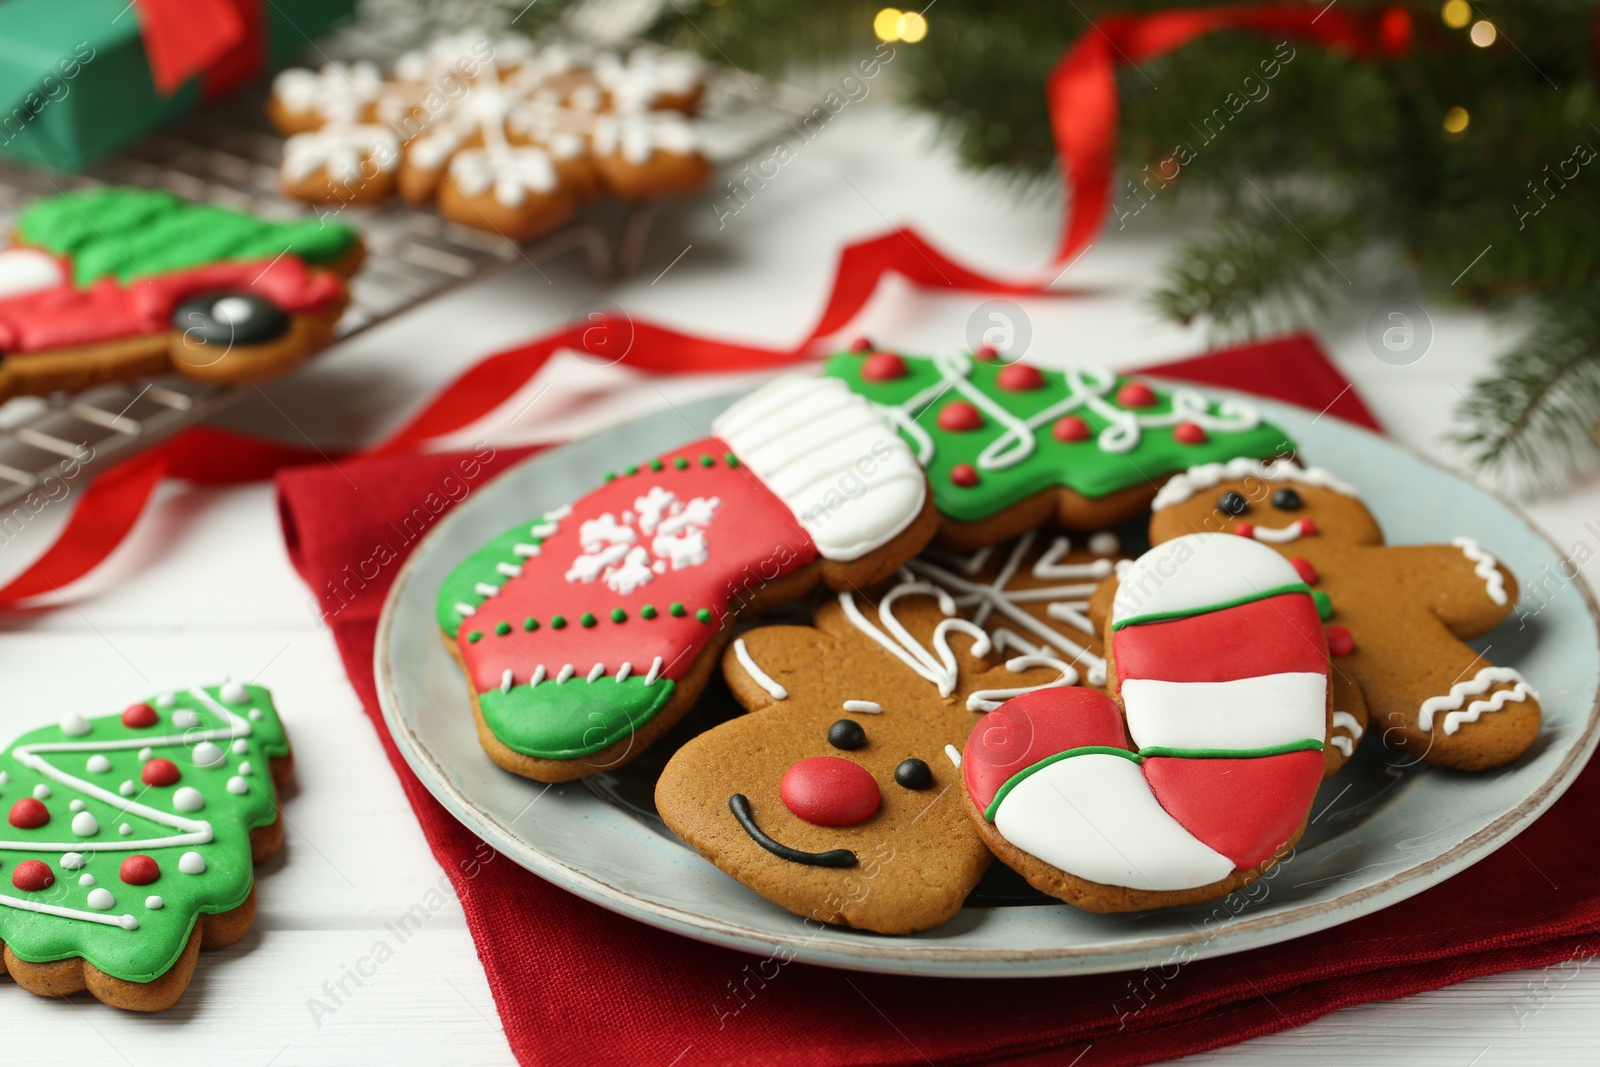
[1047,3,1409,265]
[0,226,1068,605]
[134,0,260,98]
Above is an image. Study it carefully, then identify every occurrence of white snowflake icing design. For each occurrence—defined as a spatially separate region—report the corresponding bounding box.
[565,490,720,594]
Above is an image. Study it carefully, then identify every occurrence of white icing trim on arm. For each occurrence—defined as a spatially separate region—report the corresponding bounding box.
[1453,537,1509,606]
[713,375,927,561]
[1418,666,1536,734]
[1331,710,1364,757]
[1151,458,1359,511]
[732,638,787,700]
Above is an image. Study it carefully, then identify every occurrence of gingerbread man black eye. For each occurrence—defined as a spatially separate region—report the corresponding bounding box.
[827,719,867,750]
[1218,490,1249,516]
[1272,488,1304,511]
[894,758,933,789]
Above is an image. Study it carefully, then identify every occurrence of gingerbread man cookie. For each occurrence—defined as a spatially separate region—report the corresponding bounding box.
[657,577,1087,934]
[1142,458,1539,771]
[0,682,292,1011]
[437,375,937,783]
[965,533,1330,912]
[823,346,1293,550]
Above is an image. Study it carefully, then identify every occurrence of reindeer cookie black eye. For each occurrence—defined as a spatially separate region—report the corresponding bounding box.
[1218,490,1249,516]
[1272,487,1303,511]
[894,758,933,789]
[828,719,867,750]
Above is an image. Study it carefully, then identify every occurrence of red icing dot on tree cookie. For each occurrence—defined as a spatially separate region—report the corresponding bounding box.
[996,363,1045,391]
[1052,415,1091,442]
[1298,518,1319,537]
[1117,382,1158,408]
[1173,421,1208,444]
[848,336,873,352]
[120,855,161,886]
[11,860,54,892]
[1325,625,1355,656]
[973,345,999,360]
[780,757,880,827]
[1232,522,1257,539]
[950,463,980,487]
[937,401,983,432]
[860,352,908,382]
[1289,557,1318,585]
[8,797,48,829]
[142,758,181,787]
[121,702,158,729]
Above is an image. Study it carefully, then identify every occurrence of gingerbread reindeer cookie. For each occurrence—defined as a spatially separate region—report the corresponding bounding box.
[823,346,1294,549]
[1142,458,1539,771]
[657,578,1088,934]
[966,533,1330,912]
[437,375,937,783]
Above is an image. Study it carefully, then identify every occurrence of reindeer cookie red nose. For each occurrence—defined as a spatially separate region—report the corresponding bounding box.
[780,757,880,826]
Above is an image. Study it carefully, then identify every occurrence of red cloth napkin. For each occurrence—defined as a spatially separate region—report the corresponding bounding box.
[277,334,1590,1067]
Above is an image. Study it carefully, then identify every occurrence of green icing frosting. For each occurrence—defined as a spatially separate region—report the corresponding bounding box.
[15,188,357,286]
[437,520,549,639]
[0,683,289,984]
[478,676,676,760]
[822,351,1294,523]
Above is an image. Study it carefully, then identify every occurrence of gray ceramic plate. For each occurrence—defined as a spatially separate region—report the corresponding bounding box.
[373,386,1600,977]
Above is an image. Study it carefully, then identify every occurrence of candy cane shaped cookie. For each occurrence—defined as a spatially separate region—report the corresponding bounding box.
[964,534,1329,911]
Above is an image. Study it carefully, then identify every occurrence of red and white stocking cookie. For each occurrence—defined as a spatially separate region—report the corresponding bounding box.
[965,533,1330,912]
[1146,458,1539,771]
[436,374,937,782]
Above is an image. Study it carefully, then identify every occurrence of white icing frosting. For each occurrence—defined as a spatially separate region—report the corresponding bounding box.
[273,61,382,122]
[0,248,65,299]
[1245,519,1313,544]
[179,852,207,875]
[713,375,927,562]
[992,753,1235,891]
[592,48,702,113]
[71,812,99,837]
[1122,673,1328,751]
[450,145,559,207]
[944,744,962,768]
[879,353,1261,468]
[1331,710,1363,757]
[60,714,90,737]
[86,755,111,774]
[1111,533,1306,628]
[842,700,882,714]
[1418,666,1536,735]
[192,741,225,768]
[283,124,400,182]
[564,490,719,595]
[591,112,697,164]
[732,639,787,700]
[910,531,1108,686]
[1453,537,1509,606]
[173,787,205,813]
[86,888,115,911]
[1151,458,1359,511]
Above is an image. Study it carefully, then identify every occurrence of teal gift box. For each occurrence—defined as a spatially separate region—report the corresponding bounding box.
[0,0,355,171]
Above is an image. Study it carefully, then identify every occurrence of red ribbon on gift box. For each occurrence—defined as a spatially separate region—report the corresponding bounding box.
[0,1,1413,604]
[133,0,264,98]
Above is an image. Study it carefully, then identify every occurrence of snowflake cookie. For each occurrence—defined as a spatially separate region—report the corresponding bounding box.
[271,34,711,240]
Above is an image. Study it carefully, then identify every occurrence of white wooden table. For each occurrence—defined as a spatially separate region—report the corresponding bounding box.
[2,96,1595,1065]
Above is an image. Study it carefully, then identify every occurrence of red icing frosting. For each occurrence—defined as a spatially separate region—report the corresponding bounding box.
[996,363,1045,391]
[142,758,181,787]
[779,757,880,826]
[122,702,158,729]
[848,336,874,352]
[11,860,54,892]
[1144,750,1324,869]
[1052,415,1091,442]
[949,463,979,487]
[120,855,162,886]
[860,352,908,381]
[458,438,817,694]
[8,797,49,829]
[1113,594,1329,686]
[936,400,984,431]
[963,687,1129,811]
[1173,421,1208,444]
[1116,382,1158,408]
[1288,557,1318,585]
[973,345,999,360]
[0,256,343,354]
[1325,624,1355,656]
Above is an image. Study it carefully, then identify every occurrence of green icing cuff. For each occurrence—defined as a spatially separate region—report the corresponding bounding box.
[1111,582,1311,631]
[982,746,1141,822]
[478,676,675,760]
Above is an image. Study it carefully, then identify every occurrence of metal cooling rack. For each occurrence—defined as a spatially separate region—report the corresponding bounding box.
[0,35,820,513]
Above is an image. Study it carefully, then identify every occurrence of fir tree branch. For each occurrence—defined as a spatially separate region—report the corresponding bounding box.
[1452,291,1600,485]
